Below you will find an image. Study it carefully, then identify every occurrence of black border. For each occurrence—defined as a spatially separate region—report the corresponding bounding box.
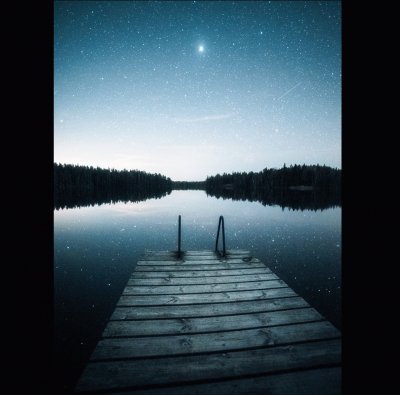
[13,0,54,392]
[342,0,386,393]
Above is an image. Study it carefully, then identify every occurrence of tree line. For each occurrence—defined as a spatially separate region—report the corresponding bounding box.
[205,164,340,192]
[54,163,172,210]
[54,163,341,211]
[204,164,341,211]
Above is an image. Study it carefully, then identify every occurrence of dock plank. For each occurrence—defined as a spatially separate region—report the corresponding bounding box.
[135,263,266,271]
[131,268,272,278]
[136,258,260,265]
[93,321,339,360]
[144,250,251,256]
[75,339,341,393]
[123,279,287,295]
[103,307,324,337]
[117,287,297,306]
[139,255,252,262]
[110,296,310,320]
[127,272,279,285]
[109,367,341,395]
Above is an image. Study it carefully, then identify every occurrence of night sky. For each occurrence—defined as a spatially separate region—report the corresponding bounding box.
[54,1,341,181]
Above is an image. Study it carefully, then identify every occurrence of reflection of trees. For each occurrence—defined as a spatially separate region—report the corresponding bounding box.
[206,188,340,211]
[54,163,172,210]
[54,189,171,210]
[205,164,341,211]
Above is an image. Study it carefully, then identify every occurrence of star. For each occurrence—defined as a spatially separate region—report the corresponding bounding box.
[198,45,204,53]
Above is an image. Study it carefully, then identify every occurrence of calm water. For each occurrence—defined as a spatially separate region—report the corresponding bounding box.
[54,190,341,393]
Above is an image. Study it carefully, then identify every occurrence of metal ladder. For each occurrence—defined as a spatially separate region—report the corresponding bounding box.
[176,215,226,257]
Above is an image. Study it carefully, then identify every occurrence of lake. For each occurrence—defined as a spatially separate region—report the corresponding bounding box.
[54,189,341,393]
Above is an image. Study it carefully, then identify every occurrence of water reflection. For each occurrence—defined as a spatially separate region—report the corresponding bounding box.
[55,187,340,212]
[206,188,341,211]
[54,189,171,210]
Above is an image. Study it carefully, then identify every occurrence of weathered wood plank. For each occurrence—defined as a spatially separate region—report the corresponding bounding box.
[111,296,309,320]
[117,287,296,306]
[131,268,272,278]
[123,280,287,295]
[137,258,260,265]
[139,255,254,262]
[140,256,255,262]
[109,367,341,395]
[127,272,279,286]
[144,250,251,256]
[75,339,341,393]
[103,307,324,337]
[94,321,339,360]
[135,263,266,271]
[141,251,250,257]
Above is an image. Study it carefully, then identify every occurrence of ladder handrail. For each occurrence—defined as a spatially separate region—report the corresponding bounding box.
[215,216,226,257]
[177,215,182,257]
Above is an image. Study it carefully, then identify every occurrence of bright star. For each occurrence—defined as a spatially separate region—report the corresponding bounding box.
[198,45,204,53]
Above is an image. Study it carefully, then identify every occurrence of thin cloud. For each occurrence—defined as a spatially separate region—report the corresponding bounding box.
[172,113,234,123]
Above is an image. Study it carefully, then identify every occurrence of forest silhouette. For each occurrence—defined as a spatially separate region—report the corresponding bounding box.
[54,163,172,210]
[54,163,341,211]
[205,164,341,211]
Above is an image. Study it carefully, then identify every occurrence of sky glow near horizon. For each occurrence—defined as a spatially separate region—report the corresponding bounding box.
[54,1,341,181]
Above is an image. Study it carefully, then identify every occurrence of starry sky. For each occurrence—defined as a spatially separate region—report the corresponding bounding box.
[54,1,341,181]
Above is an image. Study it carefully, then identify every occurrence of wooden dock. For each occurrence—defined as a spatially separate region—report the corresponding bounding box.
[75,250,341,394]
